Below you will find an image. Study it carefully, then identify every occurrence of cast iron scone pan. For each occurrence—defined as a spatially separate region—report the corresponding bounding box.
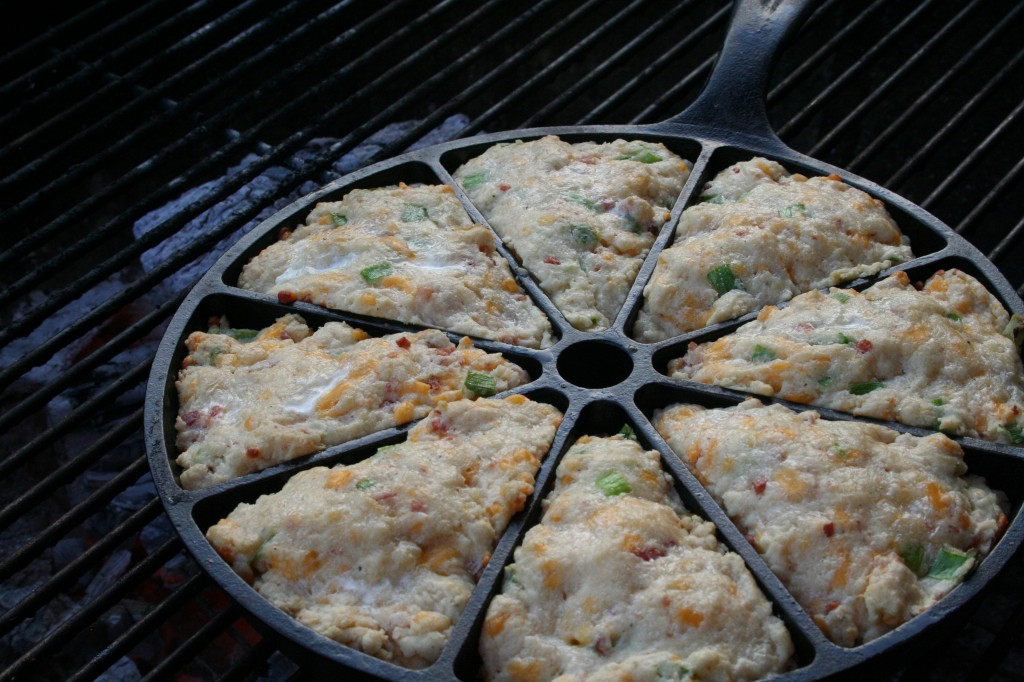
[145,0,1024,679]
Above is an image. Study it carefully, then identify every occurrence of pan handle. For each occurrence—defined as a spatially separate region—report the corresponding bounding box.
[662,0,817,139]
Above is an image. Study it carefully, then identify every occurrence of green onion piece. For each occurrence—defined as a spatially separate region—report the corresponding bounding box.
[376,444,397,454]
[899,543,925,574]
[849,380,884,395]
[1004,314,1024,349]
[927,546,975,580]
[1000,422,1024,445]
[400,204,429,222]
[779,203,808,218]
[737,191,750,201]
[655,662,691,679]
[207,347,225,364]
[818,376,833,387]
[931,398,945,406]
[837,333,855,345]
[886,255,902,264]
[751,345,777,363]
[616,149,662,163]
[211,327,259,342]
[330,212,348,227]
[707,264,741,296]
[250,532,276,567]
[356,479,376,491]
[947,312,962,321]
[596,471,632,496]
[461,172,487,189]
[505,565,521,587]
[832,292,851,304]
[618,424,637,441]
[360,261,393,283]
[569,223,599,249]
[832,443,849,458]
[464,371,497,397]
[568,194,601,212]
[622,213,641,233]
[700,194,725,204]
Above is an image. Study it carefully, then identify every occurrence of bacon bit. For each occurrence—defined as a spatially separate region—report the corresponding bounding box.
[543,255,561,265]
[912,280,925,291]
[735,229,747,237]
[826,600,840,613]
[468,553,490,580]
[207,315,222,328]
[432,346,455,356]
[373,490,397,503]
[795,322,814,332]
[855,339,874,354]
[578,155,598,165]
[396,337,411,349]
[426,376,443,392]
[246,447,261,459]
[823,522,835,537]
[498,183,511,192]
[745,534,758,547]
[752,477,767,494]
[277,290,298,304]
[594,636,614,656]
[278,227,293,241]
[478,243,492,254]
[732,166,741,173]
[430,413,448,436]
[182,411,203,427]
[827,173,842,182]
[410,500,427,512]
[279,330,290,339]
[631,546,667,562]
[210,405,223,419]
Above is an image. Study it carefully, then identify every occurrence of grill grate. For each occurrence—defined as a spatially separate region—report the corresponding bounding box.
[2,1,1023,679]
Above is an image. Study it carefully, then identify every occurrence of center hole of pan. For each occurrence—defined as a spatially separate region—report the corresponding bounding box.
[557,340,633,389]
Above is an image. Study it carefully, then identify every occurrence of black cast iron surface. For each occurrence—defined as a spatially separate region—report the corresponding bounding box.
[144,1,1024,679]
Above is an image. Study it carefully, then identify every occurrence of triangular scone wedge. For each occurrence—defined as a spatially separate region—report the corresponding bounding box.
[206,395,562,669]
[454,136,690,331]
[669,269,1024,444]
[636,158,913,341]
[655,399,1008,646]
[480,435,794,681]
[238,184,554,349]
[175,315,531,489]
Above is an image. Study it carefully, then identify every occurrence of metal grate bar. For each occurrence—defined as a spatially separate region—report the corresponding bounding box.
[630,54,716,124]
[0,0,276,170]
[918,97,1024,210]
[0,456,150,583]
[766,0,882,105]
[987,213,1024,263]
[578,6,729,125]
[845,5,1023,173]
[884,49,1024,189]
[0,291,181,434]
[954,154,1024,236]
[0,498,166,639]
[139,601,245,682]
[0,408,143,535]
[0,0,233,145]
[806,0,984,157]
[0,0,178,97]
[0,361,149,474]
[67,573,211,682]
[217,638,278,682]
[0,535,181,682]
[523,0,711,128]
[776,0,937,139]
[0,0,384,248]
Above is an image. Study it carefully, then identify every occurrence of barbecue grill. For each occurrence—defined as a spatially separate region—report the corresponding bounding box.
[3,1,1024,680]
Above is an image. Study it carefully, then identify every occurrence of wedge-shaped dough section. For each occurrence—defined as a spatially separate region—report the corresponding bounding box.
[207,395,562,668]
[636,158,912,341]
[176,315,530,489]
[454,136,690,331]
[670,269,1024,444]
[239,184,554,348]
[656,400,1008,646]
[480,435,793,681]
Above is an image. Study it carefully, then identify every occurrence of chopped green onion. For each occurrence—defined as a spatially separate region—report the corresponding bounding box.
[1004,314,1024,349]
[707,264,741,296]
[837,332,855,345]
[618,424,637,441]
[737,191,750,201]
[569,223,599,249]
[1000,422,1024,445]
[849,380,884,395]
[211,327,259,342]
[622,213,641,234]
[464,371,497,397]
[947,312,962,321]
[360,261,393,283]
[751,345,777,363]
[461,172,487,189]
[616,149,662,163]
[596,471,632,496]
[376,445,398,454]
[655,662,691,680]
[832,292,851,304]
[931,398,945,406]
[779,203,808,218]
[356,479,376,491]
[899,543,925,574]
[700,194,725,204]
[818,376,834,387]
[504,565,521,587]
[832,443,849,459]
[400,204,429,222]
[250,532,276,567]
[927,546,975,580]
[568,194,602,212]
[886,255,902,264]
[330,213,348,227]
